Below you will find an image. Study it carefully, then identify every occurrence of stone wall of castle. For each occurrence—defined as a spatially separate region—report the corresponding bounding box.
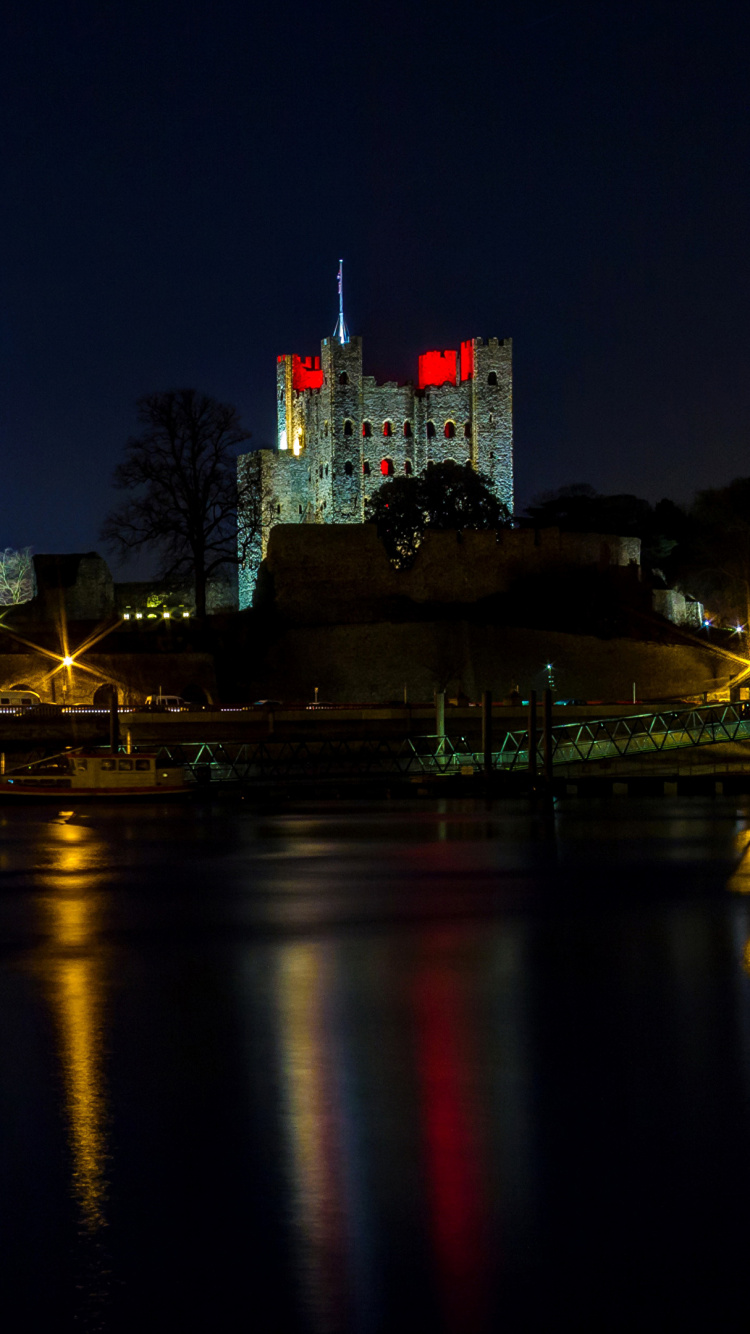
[259,523,642,624]
[260,622,723,705]
[238,333,513,608]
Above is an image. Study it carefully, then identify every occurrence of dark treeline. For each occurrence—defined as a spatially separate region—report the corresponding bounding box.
[523,481,750,626]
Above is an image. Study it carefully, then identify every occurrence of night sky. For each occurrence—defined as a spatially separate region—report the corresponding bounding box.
[2,1,749,571]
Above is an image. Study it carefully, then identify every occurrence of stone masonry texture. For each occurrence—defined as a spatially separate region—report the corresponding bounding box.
[259,524,641,625]
[237,333,513,608]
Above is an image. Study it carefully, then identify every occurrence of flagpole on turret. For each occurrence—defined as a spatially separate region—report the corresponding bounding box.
[333,258,349,345]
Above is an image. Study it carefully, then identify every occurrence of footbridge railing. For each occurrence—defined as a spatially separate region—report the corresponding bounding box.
[154,701,750,784]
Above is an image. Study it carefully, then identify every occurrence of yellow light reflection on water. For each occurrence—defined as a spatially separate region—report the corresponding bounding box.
[54,953,108,1232]
[32,819,110,1237]
[728,827,750,893]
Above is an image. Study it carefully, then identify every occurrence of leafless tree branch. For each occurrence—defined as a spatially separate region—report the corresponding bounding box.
[101,389,257,617]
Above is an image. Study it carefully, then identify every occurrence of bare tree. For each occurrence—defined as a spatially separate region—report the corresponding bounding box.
[101,389,255,618]
[0,547,36,606]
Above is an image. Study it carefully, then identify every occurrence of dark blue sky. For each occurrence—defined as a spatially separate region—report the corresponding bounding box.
[1,1,749,571]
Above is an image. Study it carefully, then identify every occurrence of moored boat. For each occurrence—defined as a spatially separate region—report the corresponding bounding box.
[0,750,189,799]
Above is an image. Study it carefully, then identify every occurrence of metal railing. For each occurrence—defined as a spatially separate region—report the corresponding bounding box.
[152,701,750,784]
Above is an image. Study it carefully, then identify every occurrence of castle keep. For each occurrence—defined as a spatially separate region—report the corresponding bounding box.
[238,329,513,609]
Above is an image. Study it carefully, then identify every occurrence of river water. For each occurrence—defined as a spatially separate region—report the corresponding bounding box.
[2,795,750,1332]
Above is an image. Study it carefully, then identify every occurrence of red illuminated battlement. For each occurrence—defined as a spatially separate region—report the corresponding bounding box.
[291,354,324,391]
[418,342,475,388]
[460,340,474,382]
[418,348,456,389]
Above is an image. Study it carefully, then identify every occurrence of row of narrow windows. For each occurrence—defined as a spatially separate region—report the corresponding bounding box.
[290,448,496,505]
[342,420,472,439]
[307,451,489,485]
[280,454,481,510]
[344,459,413,477]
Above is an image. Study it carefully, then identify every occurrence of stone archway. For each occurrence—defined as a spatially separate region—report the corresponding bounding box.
[93,683,118,706]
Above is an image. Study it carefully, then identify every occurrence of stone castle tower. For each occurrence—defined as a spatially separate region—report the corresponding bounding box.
[238,330,513,609]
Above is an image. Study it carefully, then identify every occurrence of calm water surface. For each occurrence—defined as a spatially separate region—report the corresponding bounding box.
[2,796,750,1332]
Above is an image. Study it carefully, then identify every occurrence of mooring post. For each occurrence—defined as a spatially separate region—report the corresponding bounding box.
[110,689,119,755]
[543,687,553,789]
[435,691,445,758]
[527,690,537,789]
[482,690,493,777]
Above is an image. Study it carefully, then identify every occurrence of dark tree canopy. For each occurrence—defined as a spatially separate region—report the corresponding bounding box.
[681,478,750,624]
[365,461,509,566]
[523,484,693,587]
[101,389,252,618]
[524,484,652,537]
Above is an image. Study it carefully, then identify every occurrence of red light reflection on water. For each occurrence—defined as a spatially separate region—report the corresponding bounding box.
[415,948,489,1332]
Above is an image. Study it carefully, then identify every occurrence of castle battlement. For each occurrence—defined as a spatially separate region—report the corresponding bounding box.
[238,330,513,609]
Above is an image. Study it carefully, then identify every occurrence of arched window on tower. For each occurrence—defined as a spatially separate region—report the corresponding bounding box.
[383,420,392,437]
[487,371,498,386]
[344,461,353,476]
[404,460,413,475]
[363,461,371,476]
[339,372,349,385]
[344,419,353,436]
[381,458,394,476]
[362,421,372,438]
[464,420,471,438]
[403,420,412,438]
[444,421,456,439]
[426,421,436,439]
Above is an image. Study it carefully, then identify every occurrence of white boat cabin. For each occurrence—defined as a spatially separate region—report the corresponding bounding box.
[1,751,186,794]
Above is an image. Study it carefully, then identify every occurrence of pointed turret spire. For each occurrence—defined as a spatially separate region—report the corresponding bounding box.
[333,258,349,345]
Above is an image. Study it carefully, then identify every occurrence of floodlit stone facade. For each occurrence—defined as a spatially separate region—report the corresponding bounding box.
[238,332,513,608]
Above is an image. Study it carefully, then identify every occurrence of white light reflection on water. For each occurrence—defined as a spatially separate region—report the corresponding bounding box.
[275,941,353,1333]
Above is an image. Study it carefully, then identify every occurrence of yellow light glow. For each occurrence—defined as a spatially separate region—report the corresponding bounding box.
[55,956,108,1232]
[136,613,143,619]
[182,612,189,618]
[280,429,288,451]
[62,655,74,667]
[33,821,110,1236]
[163,611,170,619]
[293,440,301,456]
[123,613,130,620]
